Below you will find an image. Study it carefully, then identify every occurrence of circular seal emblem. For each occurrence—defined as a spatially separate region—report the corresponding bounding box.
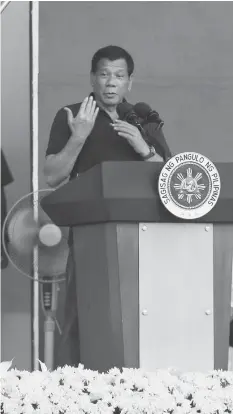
[158,152,221,219]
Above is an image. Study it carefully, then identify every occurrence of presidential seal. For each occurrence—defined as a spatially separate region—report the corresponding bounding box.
[158,152,221,219]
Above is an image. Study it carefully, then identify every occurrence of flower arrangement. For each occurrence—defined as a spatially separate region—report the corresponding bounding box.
[1,360,233,414]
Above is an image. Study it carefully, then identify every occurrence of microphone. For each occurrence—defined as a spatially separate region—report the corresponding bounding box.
[133,102,171,161]
[134,102,164,129]
[143,123,172,161]
[116,102,145,136]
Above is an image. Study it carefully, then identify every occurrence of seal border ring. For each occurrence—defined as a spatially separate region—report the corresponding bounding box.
[158,152,221,220]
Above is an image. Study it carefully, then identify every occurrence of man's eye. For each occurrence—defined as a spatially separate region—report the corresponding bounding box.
[100,73,107,77]
[117,74,124,79]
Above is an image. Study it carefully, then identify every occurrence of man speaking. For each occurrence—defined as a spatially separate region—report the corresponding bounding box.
[44,45,171,366]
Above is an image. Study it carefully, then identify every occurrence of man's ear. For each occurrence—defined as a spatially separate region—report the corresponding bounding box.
[90,72,95,87]
[128,74,133,91]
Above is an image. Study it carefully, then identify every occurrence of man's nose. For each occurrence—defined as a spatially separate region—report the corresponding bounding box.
[106,75,117,86]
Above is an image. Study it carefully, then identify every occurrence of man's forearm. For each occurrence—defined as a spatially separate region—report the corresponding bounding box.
[138,140,163,162]
[44,135,84,187]
[146,153,163,162]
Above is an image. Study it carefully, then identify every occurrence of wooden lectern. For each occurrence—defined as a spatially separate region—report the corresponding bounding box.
[41,161,233,372]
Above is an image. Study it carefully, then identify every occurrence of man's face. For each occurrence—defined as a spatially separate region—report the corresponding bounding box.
[90,58,132,107]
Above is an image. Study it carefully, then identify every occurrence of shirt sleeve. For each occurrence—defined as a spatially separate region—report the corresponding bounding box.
[46,107,71,156]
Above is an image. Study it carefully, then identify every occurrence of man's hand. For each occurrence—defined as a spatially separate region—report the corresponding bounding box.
[112,120,150,156]
[64,96,99,143]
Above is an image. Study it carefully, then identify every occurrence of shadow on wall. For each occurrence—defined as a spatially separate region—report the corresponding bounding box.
[1,150,14,269]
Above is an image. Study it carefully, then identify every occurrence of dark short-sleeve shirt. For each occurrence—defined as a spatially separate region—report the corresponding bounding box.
[46,96,171,178]
[46,98,171,248]
[46,100,143,178]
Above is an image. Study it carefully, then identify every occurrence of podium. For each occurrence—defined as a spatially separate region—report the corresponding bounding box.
[41,161,233,372]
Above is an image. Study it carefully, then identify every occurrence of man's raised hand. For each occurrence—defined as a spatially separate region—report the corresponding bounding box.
[64,96,99,143]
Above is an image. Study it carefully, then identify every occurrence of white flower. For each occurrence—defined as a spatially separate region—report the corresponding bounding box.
[1,359,233,413]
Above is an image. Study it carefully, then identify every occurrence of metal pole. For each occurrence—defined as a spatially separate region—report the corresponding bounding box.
[31,1,39,371]
[44,317,55,370]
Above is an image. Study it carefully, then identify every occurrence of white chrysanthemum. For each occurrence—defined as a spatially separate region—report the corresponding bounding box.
[151,393,177,412]
[147,373,171,395]
[175,379,196,397]
[114,395,135,411]
[1,396,21,414]
[2,361,233,413]
[172,407,191,414]
[108,366,121,375]
[88,380,111,402]
[180,398,193,412]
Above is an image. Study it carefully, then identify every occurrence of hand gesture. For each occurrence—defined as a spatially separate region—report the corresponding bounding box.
[112,120,149,155]
[64,96,99,143]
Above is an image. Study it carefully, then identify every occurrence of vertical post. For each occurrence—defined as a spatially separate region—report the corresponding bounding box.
[30,1,39,371]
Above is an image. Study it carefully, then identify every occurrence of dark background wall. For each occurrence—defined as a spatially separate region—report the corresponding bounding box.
[38,1,233,367]
[1,2,31,369]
